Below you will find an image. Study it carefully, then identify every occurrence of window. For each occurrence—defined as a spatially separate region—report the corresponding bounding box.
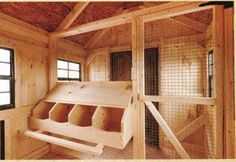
[57,59,81,81]
[208,49,214,97]
[0,47,14,110]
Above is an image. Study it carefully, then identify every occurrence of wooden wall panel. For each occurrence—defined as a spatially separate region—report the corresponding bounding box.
[0,13,85,159]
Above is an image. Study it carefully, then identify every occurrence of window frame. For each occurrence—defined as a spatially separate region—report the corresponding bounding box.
[0,46,15,110]
[57,59,82,81]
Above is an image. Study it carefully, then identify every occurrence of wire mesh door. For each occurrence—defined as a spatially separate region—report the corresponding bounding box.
[143,8,217,159]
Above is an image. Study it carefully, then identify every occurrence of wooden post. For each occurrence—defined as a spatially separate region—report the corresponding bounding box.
[213,5,224,158]
[132,16,145,159]
[49,36,57,90]
[234,4,236,158]
[224,7,235,158]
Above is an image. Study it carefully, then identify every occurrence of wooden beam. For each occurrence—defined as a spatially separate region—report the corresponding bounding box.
[49,36,57,90]
[234,4,236,158]
[132,16,145,159]
[24,130,104,156]
[223,7,235,158]
[168,15,208,33]
[56,2,90,31]
[213,5,224,158]
[84,8,126,49]
[141,3,212,23]
[145,101,190,159]
[51,2,198,38]
[142,95,215,105]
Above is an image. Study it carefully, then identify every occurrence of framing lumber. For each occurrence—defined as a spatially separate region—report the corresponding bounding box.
[223,7,235,158]
[141,4,212,23]
[142,95,215,105]
[145,101,190,159]
[132,16,145,159]
[84,8,126,49]
[24,130,104,156]
[213,5,224,158]
[56,2,90,31]
[51,2,201,38]
[168,15,208,33]
[49,36,58,90]
[164,113,207,142]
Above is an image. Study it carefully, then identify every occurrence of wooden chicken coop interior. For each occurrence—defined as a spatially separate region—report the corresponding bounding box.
[0,1,234,160]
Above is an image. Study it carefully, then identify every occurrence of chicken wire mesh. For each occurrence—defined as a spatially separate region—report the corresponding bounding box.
[84,8,215,159]
[144,9,215,159]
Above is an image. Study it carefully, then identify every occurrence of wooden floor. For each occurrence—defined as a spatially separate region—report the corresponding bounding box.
[39,152,74,160]
[38,140,168,160]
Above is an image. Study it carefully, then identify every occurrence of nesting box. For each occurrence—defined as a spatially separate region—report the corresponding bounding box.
[28,81,133,149]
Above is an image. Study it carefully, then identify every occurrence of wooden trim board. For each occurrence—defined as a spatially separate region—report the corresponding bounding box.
[24,130,104,156]
[142,95,215,105]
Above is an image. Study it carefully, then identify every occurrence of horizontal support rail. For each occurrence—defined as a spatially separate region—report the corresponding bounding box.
[142,95,215,105]
[24,130,104,156]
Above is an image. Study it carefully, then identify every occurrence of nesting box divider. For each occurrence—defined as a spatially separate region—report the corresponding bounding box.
[49,103,74,123]
[32,100,56,119]
[68,105,97,126]
[92,106,125,132]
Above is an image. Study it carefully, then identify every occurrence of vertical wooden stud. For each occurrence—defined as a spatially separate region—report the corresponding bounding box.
[224,7,235,158]
[132,16,146,159]
[213,5,224,158]
[234,3,236,158]
[49,36,58,90]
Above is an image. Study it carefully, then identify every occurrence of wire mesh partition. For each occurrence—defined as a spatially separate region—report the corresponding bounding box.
[144,9,215,159]
[83,7,216,160]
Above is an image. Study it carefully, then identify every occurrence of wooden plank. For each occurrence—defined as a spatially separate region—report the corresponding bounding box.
[142,4,212,23]
[145,101,190,159]
[49,36,58,90]
[142,95,215,105]
[132,16,146,159]
[24,130,104,156]
[213,5,224,158]
[51,2,196,38]
[56,2,90,31]
[234,3,236,159]
[169,15,208,33]
[223,7,235,158]
[46,81,132,108]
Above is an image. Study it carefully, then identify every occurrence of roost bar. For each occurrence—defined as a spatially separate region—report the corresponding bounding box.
[0,1,234,160]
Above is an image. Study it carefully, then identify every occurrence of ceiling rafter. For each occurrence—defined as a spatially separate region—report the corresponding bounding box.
[55,2,90,31]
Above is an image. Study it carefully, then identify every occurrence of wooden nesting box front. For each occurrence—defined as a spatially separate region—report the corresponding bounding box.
[28,81,133,149]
